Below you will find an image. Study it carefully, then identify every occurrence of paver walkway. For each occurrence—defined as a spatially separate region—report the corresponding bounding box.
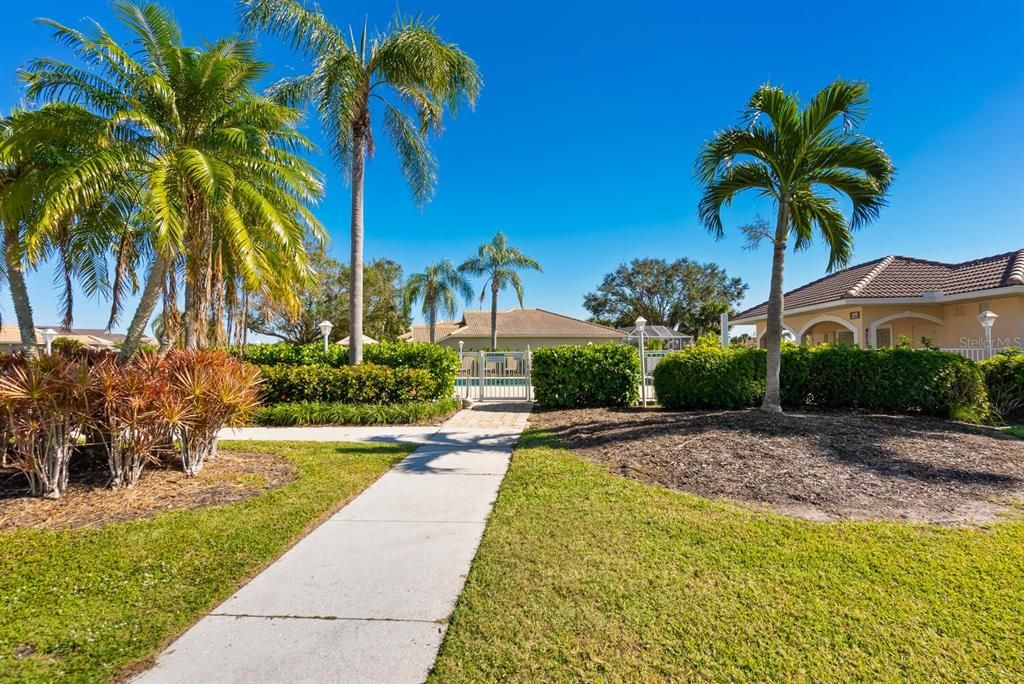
[135,402,531,683]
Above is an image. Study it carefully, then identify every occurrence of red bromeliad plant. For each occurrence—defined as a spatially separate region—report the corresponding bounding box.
[0,354,92,498]
[164,350,261,476]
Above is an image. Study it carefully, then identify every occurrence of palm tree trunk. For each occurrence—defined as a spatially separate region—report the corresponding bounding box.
[429,302,436,343]
[183,201,211,350]
[761,201,790,413]
[348,129,367,364]
[120,255,168,362]
[210,249,224,347]
[490,282,499,351]
[238,288,249,347]
[4,225,36,355]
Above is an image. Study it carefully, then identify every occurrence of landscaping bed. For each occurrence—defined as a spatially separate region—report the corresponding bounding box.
[532,408,1024,524]
[1,450,294,531]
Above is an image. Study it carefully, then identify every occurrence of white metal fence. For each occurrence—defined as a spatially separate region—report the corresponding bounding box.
[941,347,1009,362]
[456,351,533,401]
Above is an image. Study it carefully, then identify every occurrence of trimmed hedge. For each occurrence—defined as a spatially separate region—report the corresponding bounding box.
[250,398,461,426]
[532,345,641,408]
[232,341,458,398]
[653,344,989,421]
[259,363,440,405]
[980,349,1024,422]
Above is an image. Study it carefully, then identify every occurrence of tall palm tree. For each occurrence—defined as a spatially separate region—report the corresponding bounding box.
[696,80,894,413]
[404,259,473,343]
[459,232,542,351]
[18,1,325,359]
[240,0,482,364]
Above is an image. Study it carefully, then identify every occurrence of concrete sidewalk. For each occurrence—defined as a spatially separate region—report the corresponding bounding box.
[136,403,530,683]
[218,424,442,444]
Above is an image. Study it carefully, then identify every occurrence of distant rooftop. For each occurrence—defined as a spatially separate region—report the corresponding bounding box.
[401,308,623,343]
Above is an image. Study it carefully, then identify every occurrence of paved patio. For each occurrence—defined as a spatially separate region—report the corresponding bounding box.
[135,403,530,683]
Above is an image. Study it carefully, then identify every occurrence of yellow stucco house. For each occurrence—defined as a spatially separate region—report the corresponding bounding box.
[732,249,1024,359]
[400,308,624,351]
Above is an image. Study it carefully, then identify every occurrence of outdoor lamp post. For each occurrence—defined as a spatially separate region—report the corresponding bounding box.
[43,328,58,355]
[978,310,998,357]
[458,340,464,355]
[635,316,647,407]
[318,320,333,352]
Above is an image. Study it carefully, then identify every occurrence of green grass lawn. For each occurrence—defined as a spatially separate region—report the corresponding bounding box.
[432,430,1024,682]
[1008,426,1024,439]
[0,440,411,683]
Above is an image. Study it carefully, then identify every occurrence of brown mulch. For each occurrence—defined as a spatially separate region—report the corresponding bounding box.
[0,450,294,530]
[532,408,1024,525]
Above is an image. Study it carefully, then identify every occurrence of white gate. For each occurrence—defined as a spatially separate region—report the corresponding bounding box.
[456,351,533,401]
[641,350,671,403]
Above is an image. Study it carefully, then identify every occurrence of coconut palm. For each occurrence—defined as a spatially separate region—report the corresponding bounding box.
[404,259,473,343]
[696,80,894,413]
[240,0,482,364]
[18,1,325,359]
[459,232,542,351]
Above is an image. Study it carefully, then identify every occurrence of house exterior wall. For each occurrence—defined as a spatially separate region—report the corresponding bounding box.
[437,336,623,352]
[747,293,1024,349]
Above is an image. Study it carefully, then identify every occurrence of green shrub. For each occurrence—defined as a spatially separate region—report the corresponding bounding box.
[532,345,640,408]
[364,342,459,398]
[980,349,1024,423]
[653,344,989,421]
[232,341,458,398]
[250,398,460,426]
[653,345,765,410]
[259,363,440,405]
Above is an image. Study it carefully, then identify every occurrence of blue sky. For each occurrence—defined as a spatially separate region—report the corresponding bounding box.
[1,0,1022,332]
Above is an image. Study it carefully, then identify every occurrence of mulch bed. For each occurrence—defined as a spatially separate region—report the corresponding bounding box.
[532,408,1024,525]
[0,450,294,530]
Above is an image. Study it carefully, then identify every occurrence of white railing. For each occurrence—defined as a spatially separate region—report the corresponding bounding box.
[456,351,532,401]
[941,347,1008,362]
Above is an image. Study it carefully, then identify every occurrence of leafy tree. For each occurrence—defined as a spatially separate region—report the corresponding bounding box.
[241,0,482,364]
[247,245,409,344]
[17,0,325,359]
[583,257,747,336]
[696,80,893,413]
[459,232,542,351]
[403,259,473,343]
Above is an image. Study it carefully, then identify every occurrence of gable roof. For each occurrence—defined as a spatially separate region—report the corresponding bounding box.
[402,308,624,343]
[733,249,1024,321]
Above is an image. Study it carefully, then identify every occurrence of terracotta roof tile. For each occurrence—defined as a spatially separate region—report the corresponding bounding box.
[733,249,1024,320]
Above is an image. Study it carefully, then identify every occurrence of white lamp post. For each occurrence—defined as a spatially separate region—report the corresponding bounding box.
[43,328,58,355]
[635,316,647,407]
[458,340,464,356]
[978,310,998,357]
[318,320,333,352]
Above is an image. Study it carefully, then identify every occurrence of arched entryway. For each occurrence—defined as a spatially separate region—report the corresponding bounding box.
[868,311,944,348]
[758,325,798,348]
[797,315,860,347]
